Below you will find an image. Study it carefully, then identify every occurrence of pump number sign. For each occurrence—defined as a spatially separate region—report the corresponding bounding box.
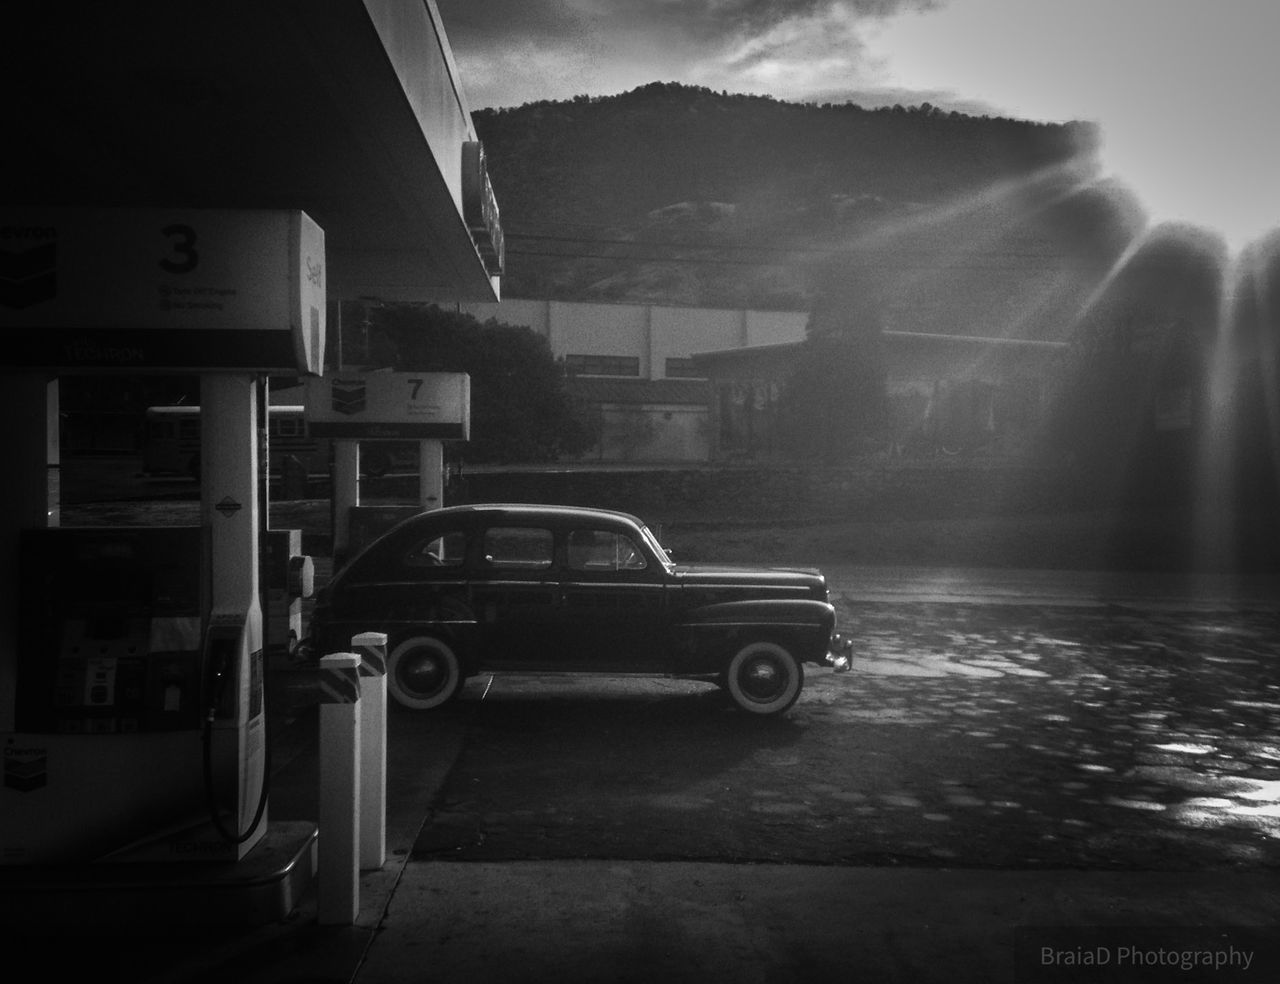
[304,371,469,440]
[0,207,325,374]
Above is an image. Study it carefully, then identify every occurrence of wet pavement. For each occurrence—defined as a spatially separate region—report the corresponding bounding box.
[826,602,1280,868]
[414,601,1280,871]
[13,562,1280,984]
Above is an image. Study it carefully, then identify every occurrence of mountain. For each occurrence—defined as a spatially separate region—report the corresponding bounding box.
[473,82,1134,338]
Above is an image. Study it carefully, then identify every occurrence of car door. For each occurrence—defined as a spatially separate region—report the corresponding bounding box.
[556,525,670,671]
[468,523,561,667]
[328,523,474,642]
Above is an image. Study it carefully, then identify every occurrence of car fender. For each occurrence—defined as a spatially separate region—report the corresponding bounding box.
[674,598,835,666]
[313,594,480,671]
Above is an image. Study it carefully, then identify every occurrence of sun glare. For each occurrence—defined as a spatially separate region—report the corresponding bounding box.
[1084,4,1280,256]
[1100,121,1280,256]
[866,0,1280,255]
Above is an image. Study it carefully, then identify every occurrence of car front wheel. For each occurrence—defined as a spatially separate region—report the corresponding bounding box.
[388,635,463,710]
[724,640,803,715]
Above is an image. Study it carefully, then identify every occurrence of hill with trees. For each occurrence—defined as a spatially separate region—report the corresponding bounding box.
[473,82,1129,338]
[471,83,1279,524]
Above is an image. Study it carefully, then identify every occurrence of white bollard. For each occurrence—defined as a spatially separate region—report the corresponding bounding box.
[352,631,388,870]
[317,652,362,926]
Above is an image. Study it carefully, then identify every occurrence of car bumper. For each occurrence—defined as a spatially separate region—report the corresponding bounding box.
[824,632,853,672]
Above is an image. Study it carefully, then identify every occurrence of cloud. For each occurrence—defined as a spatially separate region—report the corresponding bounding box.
[441,0,1280,247]
[632,0,942,38]
[803,85,999,115]
[435,1,592,47]
[437,1,939,43]
[681,1,948,105]
[701,4,886,95]
[438,0,946,109]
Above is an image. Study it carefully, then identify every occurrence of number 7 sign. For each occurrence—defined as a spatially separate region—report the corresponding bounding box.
[304,371,470,440]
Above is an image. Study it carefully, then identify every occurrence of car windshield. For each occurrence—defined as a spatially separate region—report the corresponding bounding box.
[638,524,674,572]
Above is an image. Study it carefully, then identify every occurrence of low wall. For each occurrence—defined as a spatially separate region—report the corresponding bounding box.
[326,463,1277,571]
[449,461,1083,522]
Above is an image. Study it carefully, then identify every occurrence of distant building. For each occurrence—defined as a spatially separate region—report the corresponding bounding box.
[456,299,806,463]
[693,332,1067,462]
[454,298,1066,464]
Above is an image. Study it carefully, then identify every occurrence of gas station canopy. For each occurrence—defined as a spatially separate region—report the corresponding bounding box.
[3,0,500,304]
[0,1,497,882]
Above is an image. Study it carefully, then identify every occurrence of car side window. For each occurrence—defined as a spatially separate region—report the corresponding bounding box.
[482,527,554,570]
[405,531,467,568]
[567,529,647,573]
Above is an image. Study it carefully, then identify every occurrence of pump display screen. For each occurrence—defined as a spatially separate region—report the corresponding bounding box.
[51,534,202,616]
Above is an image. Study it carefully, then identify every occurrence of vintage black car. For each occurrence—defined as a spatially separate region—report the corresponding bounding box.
[310,503,841,716]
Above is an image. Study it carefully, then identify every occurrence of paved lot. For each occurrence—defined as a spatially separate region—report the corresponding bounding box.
[21,560,1280,984]
[410,601,1280,871]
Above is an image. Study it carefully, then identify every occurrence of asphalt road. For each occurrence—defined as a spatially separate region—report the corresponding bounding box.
[410,598,1280,871]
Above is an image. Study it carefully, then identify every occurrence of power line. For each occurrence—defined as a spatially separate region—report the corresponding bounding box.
[501,230,1087,270]
[506,230,1072,257]
[505,245,1087,272]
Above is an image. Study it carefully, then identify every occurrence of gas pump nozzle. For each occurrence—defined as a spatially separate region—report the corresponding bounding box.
[199,615,269,848]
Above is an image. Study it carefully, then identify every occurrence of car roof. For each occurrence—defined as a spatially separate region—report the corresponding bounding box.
[423,503,646,525]
[335,503,657,585]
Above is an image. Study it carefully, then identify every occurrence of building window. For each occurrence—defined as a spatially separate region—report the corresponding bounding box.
[271,415,304,438]
[565,354,640,377]
[664,357,704,379]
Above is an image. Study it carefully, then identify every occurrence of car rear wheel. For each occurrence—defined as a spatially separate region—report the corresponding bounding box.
[388,635,462,710]
[724,640,803,715]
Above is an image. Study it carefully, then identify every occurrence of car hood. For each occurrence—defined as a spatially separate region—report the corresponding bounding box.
[673,563,826,589]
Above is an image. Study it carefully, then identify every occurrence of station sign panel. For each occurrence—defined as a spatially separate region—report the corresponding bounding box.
[304,371,470,440]
[0,207,324,374]
[461,141,504,277]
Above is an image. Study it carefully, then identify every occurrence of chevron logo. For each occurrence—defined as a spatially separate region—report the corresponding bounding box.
[3,745,48,792]
[331,379,366,416]
[0,241,57,309]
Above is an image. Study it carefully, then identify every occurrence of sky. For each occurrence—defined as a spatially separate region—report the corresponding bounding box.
[437,0,1280,252]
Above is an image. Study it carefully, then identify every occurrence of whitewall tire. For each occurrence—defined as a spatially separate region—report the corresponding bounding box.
[724,640,803,715]
[388,635,463,710]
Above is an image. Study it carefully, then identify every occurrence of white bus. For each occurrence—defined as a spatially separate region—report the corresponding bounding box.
[142,404,320,478]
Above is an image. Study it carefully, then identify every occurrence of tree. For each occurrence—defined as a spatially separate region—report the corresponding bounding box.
[777,261,888,461]
[1043,226,1224,505]
[360,304,598,464]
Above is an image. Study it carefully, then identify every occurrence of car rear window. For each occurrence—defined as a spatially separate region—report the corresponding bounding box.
[482,527,554,570]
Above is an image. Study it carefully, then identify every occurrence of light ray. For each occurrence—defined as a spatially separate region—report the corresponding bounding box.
[1194,253,1243,571]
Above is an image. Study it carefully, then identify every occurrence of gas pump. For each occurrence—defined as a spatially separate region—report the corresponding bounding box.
[199,614,267,856]
[3,525,266,862]
[303,371,470,562]
[0,207,324,867]
[266,528,315,658]
[2,391,272,863]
